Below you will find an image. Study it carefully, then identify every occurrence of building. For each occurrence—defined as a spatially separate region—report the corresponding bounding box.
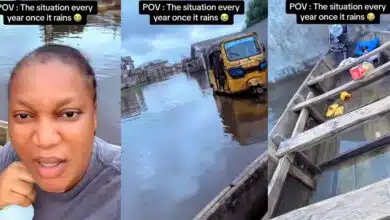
[121,58,184,89]
[142,59,168,77]
[121,56,137,88]
[174,62,184,73]
[122,56,135,74]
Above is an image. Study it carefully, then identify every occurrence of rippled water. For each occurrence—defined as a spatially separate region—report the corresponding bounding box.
[121,73,267,220]
[0,14,121,145]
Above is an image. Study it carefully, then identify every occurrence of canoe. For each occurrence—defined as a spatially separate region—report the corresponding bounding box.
[268,31,390,219]
[193,151,267,220]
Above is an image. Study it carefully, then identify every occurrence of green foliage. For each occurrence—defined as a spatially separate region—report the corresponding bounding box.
[245,0,267,28]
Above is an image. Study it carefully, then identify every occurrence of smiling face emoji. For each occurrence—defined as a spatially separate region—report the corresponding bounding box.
[220,13,229,22]
[73,13,82,22]
[367,13,375,22]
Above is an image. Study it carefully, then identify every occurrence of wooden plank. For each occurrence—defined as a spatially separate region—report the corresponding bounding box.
[269,92,318,217]
[380,49,390,61]
[194,187,231,219]
[322,58,333,70]
[271,133,287,146]
[277,96,390,157]
[288,164,316,190]
[306,42,390,86]
[335,158,356,195]
[293,61,390,112]
[270,91,317,189]
[291,94,312,137]
[291,93,322,174]
[271,177,390,220]
[264,162,316,220]
[315,138,340,165]
[291,108,309,137]
[308,83,326,95]
[193,152,268,220]
[267,56,335,220]
[268,153,315,189]
[267,156,291,218]
[319,134,390,169]
[268,54,331,153]
[295,152,321,174]
[306,105,326,123]
[294,93,325,123]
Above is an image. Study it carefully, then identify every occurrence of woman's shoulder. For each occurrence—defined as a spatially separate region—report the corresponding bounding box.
[93,137,121,173]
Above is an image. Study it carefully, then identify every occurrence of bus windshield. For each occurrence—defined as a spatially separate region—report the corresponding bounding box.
[223,36,261,61]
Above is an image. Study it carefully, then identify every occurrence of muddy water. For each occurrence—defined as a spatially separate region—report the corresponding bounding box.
[121,72,267,220]
[268,73,308,132]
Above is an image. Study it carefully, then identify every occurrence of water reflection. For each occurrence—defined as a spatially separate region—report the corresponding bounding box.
[0,14,121,145]
[121,72,267,220]
[121,86,147,119]
[121,72,268,147]
[40,13,120,43]
[214,95,267,145]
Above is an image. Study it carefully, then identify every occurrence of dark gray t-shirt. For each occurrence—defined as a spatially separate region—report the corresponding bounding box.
[0,137,121,220]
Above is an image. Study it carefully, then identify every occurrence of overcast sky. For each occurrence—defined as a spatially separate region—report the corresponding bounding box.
[121,0,249,67]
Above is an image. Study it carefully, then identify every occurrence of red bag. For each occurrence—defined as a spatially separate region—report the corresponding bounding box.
[349,64,365,80]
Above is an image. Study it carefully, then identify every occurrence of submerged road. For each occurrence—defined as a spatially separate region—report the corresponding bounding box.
[121,72,267,220]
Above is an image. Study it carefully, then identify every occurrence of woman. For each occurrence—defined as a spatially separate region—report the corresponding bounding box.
[0,44,121,219]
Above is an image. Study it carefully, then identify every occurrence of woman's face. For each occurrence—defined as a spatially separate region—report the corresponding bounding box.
[8,59,97,193]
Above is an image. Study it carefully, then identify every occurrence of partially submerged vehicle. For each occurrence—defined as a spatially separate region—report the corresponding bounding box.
[268,31,390,219]
[206,32,267,95]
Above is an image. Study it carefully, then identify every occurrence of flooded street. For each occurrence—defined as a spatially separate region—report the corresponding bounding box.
[0,14,121,145]
[121,72,267,220]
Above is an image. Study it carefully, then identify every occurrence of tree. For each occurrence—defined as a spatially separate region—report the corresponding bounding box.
[245,0,267,28]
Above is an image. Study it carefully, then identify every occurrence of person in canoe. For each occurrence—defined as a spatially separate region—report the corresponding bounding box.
[0,44,121,219]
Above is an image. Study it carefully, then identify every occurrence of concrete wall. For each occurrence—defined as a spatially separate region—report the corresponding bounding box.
[268,0,371,82]
[245,18,268,51]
